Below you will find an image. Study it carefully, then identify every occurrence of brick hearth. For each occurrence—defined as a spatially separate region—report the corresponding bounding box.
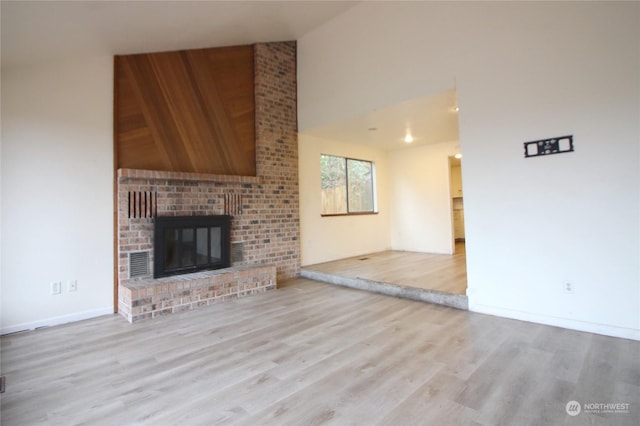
[118,265,276,322]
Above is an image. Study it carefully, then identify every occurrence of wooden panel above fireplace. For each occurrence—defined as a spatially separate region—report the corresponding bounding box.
[115,45,256,176]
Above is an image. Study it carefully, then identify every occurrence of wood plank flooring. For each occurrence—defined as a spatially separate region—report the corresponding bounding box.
[1,278,638,425]
[302,242,467,295]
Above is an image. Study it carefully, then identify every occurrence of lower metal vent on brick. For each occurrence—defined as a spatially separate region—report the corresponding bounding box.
[231,242,244,263]
[130,251,150,278]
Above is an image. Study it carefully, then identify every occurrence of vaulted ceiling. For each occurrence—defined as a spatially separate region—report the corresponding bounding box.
[2,1,458,152]
[1,1,357,69]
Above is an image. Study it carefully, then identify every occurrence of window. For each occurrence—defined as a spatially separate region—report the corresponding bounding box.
[321,154,376,215]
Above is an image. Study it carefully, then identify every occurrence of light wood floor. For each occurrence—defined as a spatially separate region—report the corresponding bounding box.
[303,242,467,295]
[1,278,638,425]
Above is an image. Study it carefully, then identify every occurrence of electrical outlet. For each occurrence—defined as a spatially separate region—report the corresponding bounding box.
[68,280,78,292]
[563,281,575,294]
[50,282,62,295]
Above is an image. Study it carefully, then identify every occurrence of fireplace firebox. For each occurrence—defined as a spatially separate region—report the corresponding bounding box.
[154,215,232,278]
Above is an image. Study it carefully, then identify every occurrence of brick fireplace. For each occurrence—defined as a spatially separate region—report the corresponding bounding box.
[116,42,299,322]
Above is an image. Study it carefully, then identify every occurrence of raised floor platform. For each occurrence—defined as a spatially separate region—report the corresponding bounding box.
[118,265,276,323]
[300,268,468,311]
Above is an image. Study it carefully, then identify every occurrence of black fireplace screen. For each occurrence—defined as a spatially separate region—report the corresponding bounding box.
[154,215,231,278]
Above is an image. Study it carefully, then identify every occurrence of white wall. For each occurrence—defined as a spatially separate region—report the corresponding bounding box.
[1,56,114,333]
[299,134,391,266]
[388,141,458,254]
[298,2,640,339]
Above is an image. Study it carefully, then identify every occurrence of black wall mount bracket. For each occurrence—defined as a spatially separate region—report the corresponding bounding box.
[524,135,574,158]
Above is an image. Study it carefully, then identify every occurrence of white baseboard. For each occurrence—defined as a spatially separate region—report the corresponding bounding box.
[1,307,115,335]
[470,303,640,341]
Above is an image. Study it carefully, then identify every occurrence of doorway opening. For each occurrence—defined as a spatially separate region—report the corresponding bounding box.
[449,155,466,257]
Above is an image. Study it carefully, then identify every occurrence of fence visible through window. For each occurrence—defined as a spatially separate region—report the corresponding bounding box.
[320,154,375,215]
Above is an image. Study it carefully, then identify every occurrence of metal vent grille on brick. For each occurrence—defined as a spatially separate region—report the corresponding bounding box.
[128,191,157,218]
[232,242,245,263]
[129,251,150,278]
[224,193,243,215]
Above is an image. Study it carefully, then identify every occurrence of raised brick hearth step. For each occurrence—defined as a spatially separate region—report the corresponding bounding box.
[118,265,276,323]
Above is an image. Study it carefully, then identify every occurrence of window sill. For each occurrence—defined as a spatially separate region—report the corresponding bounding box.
[321,212,379,217]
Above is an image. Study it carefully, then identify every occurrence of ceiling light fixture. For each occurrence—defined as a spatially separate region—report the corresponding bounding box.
[404,134,413,143]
